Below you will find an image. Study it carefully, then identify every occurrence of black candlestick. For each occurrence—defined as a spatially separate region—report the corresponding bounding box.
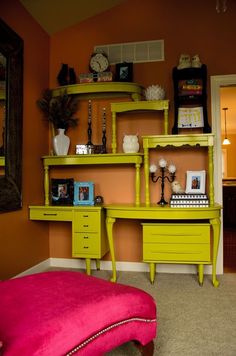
[101,108,107,153]
[87,100,93,146]
[151,167,175,206]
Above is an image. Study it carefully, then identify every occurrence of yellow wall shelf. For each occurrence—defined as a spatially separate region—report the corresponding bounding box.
[42,153,143,206]
[110,100,169,153]
[52,82,144,101]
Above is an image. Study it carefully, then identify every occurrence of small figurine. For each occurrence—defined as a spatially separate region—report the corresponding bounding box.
[177,54,191,69]
[191,54,202,68]
[171,180,185,194]
[123,135,139,153]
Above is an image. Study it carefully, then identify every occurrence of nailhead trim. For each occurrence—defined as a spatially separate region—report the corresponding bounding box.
[66,317,156,355]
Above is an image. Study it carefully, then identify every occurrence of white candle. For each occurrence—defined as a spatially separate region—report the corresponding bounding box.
[150,164,158,173]
[168,164,176,174]
[159,158,167,168]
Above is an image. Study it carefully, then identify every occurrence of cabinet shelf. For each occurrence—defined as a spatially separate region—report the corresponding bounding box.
[142,133,215,206]
[52,82,144,101]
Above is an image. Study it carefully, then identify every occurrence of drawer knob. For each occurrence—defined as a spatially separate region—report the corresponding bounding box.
[84,236,88,239]
[83,246,89,249]
[83,215,89,217]
[83,224,89,227]
[43,213,57,216]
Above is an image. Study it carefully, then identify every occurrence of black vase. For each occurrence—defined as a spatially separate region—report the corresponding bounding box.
[69,67,77,84]
[57,63,68,86]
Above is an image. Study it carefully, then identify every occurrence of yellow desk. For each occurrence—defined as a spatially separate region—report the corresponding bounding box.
[29,205,108,275]
[105,203,221,287]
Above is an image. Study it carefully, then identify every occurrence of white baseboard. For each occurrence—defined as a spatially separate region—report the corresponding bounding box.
[50,258,216,274]
[16,258,218,277]
[15,259,51,278]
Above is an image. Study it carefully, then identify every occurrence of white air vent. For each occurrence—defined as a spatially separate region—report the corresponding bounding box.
[94,40,164,64]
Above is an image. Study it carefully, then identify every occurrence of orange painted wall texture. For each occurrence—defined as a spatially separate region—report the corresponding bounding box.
[1,0,236,278]
[1,0,50,279]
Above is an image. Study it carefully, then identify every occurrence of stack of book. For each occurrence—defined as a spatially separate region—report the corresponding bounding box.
[170,194,209,208]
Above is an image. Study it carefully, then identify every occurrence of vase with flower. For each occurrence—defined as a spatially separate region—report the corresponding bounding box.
[37,89,79,155]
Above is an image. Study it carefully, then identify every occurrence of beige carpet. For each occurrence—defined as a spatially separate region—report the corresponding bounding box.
[50,268,236,355]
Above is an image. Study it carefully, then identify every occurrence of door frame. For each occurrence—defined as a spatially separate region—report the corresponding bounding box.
[211,74,236,273]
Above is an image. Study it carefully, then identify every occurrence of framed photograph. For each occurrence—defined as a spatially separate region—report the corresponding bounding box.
[185,170,206,194]
[51,178,74,206]
[74,181,94,206]
[115,62,133,82]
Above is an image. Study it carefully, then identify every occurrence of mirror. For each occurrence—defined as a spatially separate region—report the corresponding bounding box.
[0,19,23,212]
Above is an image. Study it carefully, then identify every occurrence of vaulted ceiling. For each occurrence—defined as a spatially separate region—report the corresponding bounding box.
[19,0,125,34]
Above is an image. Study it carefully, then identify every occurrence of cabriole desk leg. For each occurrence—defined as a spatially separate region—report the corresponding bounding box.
[210,217,221,287]
[106,216,117,282]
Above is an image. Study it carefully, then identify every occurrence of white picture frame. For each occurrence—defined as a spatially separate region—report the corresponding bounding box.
[185,170,206,194]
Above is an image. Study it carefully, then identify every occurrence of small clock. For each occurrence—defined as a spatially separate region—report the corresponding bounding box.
[89,52,109,73]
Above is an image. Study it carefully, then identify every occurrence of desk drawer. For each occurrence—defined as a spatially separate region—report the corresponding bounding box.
[143,224,210,244]
[29,207,72,221]
[73,232,99,255]
[142,223,210,262]
[143,243,210,262]
[73,211,100,232]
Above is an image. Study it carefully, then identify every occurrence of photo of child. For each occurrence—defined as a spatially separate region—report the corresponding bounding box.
[191,176,200,190]
[79,186,89,201]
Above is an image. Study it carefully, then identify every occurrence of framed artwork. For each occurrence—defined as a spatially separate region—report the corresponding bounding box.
[74,181,94,206]
[185,170,206,194]
[178,106,204,128]
[51,178,74,206]
[115,62,133,82]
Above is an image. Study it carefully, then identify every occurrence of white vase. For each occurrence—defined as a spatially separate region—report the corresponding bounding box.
[53,128,70,155]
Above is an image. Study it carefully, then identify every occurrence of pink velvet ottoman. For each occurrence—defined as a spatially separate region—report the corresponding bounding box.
[0,271,157,355]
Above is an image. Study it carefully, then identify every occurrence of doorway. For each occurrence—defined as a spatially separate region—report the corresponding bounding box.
[211,75,236,273]
[220,87,236,272]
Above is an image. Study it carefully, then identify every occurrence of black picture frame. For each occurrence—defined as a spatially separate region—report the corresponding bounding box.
[115,62,133,82]
[51,178,74,206]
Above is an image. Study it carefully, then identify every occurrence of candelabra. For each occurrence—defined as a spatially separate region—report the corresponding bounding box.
[150,158,176,206]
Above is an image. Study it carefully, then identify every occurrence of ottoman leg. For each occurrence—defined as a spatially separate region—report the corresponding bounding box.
[134,340,154,356]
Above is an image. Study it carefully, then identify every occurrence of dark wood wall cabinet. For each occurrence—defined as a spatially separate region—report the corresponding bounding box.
[172,65,211,134]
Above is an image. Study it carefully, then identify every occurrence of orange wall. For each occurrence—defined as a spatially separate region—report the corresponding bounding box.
[48,0,236,261]
[1,0,50,279]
